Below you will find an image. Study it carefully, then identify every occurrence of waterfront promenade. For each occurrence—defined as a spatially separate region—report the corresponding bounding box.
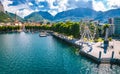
[79,40,120,59]
[86,40,120,59]
[52,32,120,65]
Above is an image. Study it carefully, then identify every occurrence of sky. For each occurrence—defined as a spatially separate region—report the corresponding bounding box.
[1,0,120,18]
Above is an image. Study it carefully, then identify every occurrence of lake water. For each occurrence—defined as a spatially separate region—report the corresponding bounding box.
[0,32,120,74]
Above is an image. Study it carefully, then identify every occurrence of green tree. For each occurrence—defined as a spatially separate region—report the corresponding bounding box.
[102,24,110,37]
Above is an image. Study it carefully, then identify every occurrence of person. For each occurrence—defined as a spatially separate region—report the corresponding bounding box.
[87,46,92,53]
[111,45,114,49]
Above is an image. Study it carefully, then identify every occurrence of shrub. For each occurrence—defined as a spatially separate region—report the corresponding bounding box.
[108,37,112,41]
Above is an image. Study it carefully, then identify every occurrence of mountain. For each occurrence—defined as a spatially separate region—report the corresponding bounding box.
[24,11,53,22]
[54,8,120,22]
[0,12,12,23]
[58,8,120,22]
[7,12,24,22]
[25,8,97,22]
[24,8,120,22]
[24,12,44,22]
[38,11,54,20]
[95,8,120,22]
[54,8,97,21]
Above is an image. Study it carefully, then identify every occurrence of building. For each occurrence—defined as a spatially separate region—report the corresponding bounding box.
[0,1,4,12]
[109,17,120,34]
[114,17,120,34]
[108,24,114,36]
[92,20,100,26]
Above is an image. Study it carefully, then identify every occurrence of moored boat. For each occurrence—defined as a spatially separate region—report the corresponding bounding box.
[39,32,47,37]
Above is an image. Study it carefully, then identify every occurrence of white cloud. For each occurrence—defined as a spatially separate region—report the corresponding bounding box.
[34,8,39,12]
[92,0,120,11]
[2,0,33,18]
[92,0,107,11]
[38,5,44,8]
[57,0,68,12]
[18,9,34,18]
[28,2,33,6]
[47,0,68,16]
[35,0,45,4]
[107,0,120,8]
[48,0,93,16]
[2,0,13,9]
[36,0,45,2]
[1,0,120,17]
[48,10,57,16]
[47,0,58,9]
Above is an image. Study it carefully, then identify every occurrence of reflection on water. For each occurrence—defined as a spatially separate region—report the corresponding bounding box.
[97,64,120,74]
[0,33,119,74]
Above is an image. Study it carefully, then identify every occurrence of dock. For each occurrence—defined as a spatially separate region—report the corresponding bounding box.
[52,32,120,65]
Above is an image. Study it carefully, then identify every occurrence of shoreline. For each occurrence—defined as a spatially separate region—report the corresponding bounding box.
[0,31,119,66]
[52,32,120,66]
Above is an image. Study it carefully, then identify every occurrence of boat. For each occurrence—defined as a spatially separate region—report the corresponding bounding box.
[39,32,47,37]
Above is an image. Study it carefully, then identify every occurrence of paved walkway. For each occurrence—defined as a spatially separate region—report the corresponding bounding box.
[53,33,120,63]
[76,40,120,59]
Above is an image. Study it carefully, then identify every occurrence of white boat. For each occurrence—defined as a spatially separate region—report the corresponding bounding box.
[39,32,47,37]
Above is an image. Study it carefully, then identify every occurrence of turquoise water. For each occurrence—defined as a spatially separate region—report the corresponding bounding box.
[0,32,120,74]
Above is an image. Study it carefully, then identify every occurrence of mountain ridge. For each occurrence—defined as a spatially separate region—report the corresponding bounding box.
[1,8,120,23]
[0,12,13,23]
[24,8,120,22]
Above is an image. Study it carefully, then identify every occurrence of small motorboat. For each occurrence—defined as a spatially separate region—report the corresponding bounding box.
[39,32,47,37]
